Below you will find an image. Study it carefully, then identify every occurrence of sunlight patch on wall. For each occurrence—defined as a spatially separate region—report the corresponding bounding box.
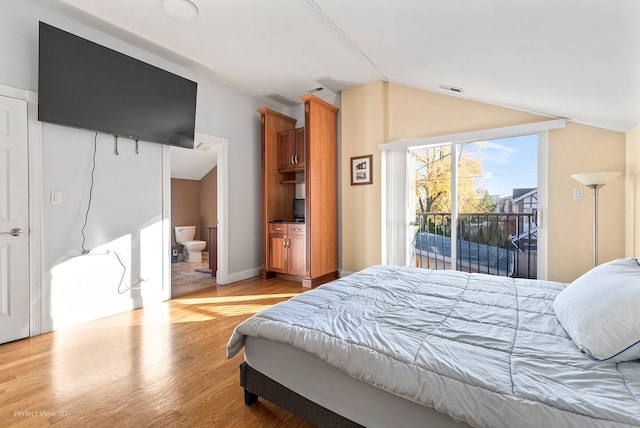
[139,220,164,302]
[50,234,135,329]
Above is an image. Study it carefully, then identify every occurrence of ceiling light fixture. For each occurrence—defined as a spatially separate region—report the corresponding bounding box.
[161,0,199,20]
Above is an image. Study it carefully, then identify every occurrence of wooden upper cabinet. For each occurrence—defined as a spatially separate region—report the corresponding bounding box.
[278,127,305,172]
[278,129,296,171]
[294,127,305,170]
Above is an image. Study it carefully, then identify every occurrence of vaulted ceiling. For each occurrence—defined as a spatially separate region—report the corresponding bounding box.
[36,0,640,132]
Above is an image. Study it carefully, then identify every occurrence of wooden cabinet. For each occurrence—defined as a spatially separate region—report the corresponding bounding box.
[287,224,306,276]
[295,127,305,169]
[278,127,305,171]
[268,228,287,273]
[259,94,339,288]
[268,223,306,277]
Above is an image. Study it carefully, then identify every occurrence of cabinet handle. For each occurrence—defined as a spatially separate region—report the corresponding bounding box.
[291,154,295,165]
[295,153,299,164]
[284,238,290,248]
[274,227,282,231]
[292,228,301,232]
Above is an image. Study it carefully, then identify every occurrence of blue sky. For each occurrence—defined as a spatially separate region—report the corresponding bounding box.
[465,134,538,197]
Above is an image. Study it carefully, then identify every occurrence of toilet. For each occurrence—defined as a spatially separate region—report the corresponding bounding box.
[174,226,207,262]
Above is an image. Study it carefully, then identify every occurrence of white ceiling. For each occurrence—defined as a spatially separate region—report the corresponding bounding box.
[170,140,217,180]
[36,0,640,133]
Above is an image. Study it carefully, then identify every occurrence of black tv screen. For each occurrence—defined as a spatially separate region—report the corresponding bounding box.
[38,22,197,149]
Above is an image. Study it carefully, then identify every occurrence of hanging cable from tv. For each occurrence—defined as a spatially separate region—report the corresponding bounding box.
[80,132,98,255]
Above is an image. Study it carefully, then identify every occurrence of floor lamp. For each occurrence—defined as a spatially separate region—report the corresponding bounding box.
[571,171,622,267]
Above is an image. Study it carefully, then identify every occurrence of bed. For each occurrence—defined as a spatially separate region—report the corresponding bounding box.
[227,262,640,427]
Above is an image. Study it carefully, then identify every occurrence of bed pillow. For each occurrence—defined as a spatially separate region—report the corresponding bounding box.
[552,258,640,362]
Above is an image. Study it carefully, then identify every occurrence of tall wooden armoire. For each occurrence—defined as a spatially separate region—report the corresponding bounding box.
[258,94,339,287]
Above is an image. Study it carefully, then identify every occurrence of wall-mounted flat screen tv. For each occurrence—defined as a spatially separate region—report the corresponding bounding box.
[38,22,197,149]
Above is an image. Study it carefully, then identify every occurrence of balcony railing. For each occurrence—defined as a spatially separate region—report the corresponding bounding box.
[413,212,537,279]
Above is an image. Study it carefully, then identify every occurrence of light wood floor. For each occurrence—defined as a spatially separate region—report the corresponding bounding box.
[0,277,315,427]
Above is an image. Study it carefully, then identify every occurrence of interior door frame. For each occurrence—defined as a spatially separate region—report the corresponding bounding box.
[162,132,229,295]
[195,132,229,284]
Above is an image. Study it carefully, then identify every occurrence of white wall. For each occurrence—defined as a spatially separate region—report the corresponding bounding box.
[2,0,271,329]
[43,127,165,328]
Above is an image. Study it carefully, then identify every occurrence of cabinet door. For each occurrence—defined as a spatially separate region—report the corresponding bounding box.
[268,233,288,273]
[294,127,305,168]
[288,225,306,276]
[278,129,296,170]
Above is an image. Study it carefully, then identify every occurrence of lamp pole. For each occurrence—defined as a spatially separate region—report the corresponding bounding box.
[571,171,621,269]
[587,184,603,267]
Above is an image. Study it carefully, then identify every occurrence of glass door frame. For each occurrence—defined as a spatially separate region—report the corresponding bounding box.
[381,119,563,281]
[396,128,553,279]
[412,133,544,278]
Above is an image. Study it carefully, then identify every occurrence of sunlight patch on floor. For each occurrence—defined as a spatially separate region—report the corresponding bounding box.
[170,292,302,321]
[175,293,299,305]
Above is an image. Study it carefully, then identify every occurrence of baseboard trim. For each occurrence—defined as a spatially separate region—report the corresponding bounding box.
[302,271,339,289]
[218,267,261,285]
[42,317,53,334]
[42,295,149,333]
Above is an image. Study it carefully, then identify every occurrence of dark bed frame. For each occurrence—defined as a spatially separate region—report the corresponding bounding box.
[240,361,364,427]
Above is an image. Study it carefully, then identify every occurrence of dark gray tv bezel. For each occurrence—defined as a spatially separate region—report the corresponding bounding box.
[37,21,197,149]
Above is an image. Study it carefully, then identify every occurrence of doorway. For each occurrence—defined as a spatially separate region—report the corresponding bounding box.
[167,133,228,298]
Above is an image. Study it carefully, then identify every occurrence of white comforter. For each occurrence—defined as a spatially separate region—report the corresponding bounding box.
[227,265,640,428]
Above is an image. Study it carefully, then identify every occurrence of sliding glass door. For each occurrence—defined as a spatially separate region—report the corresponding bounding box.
[410,134,540,278]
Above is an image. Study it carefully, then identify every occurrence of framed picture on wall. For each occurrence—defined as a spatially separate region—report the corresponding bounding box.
[351,155,373,185]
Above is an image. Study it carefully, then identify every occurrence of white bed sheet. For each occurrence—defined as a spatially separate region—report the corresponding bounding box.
[245,336,471,428]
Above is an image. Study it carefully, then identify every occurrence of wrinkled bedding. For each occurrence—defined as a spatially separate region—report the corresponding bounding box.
[227,265,640,428]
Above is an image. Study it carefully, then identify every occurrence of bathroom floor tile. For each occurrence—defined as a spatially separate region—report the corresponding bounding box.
[171,257,217,298]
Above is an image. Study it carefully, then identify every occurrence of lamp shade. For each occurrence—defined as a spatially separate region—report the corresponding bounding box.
[571,171,622,187]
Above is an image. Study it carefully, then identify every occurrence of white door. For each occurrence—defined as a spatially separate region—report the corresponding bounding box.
[0,95,29,343]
